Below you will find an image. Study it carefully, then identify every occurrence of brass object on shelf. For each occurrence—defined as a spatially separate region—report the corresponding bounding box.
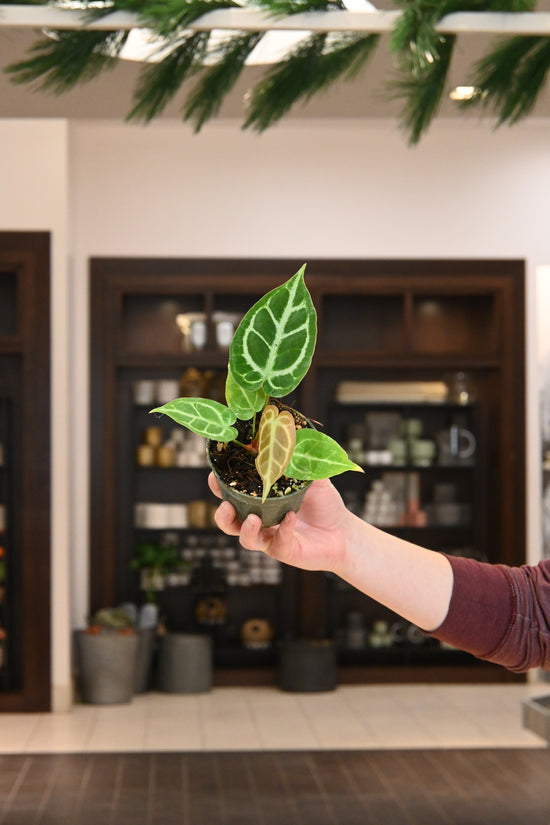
[156,444,175,468]
[136,444,155,467]
[143,426,163,447]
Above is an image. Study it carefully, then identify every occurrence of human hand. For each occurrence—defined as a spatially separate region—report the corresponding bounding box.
[208,473,351,573]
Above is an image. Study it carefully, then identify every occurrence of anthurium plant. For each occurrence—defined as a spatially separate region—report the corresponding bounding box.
[151,264,362,509]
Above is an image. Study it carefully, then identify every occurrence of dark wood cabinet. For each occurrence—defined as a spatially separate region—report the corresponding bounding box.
[90,258,525,685]
[0,232,51,711]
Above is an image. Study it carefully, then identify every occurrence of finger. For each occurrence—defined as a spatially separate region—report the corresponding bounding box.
[265,510,297,558]
[214,500,242,536]
[208,472,222,499]
[238,514,275,553]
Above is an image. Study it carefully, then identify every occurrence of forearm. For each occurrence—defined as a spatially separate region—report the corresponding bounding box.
[333,511,454,631]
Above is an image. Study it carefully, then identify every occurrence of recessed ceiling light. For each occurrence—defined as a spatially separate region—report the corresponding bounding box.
[449,86,478,101]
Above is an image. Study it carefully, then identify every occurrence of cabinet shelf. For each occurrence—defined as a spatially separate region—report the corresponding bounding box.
[214,647,277,668]
[337,645,483,668]
[315,352,503,370]
[354,463,476,472]
[134,465,209,472]
[117,351,230,369]
[91,257,526,686]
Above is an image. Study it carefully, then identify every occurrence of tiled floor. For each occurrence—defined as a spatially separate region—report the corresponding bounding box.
[0,683,547,754]
[3,749,550,825]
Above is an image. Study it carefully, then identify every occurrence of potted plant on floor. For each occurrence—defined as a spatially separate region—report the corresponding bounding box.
[76,607,138,704]
[151,264,363,526]
[130,540,182,692]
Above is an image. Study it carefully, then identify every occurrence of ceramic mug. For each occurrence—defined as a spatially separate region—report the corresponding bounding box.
[388,438,407,465]
[437,426,476,463]
[410,438,436,466]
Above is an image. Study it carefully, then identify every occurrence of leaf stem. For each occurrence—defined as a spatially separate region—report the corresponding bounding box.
[234,439,258,455]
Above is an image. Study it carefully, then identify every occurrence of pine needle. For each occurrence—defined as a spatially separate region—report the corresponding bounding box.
[112,0,240,35]
[250,0,344,15]
[244,33,379,132]
[183,33,263,132]
[501,38,550,123]
[465,35,550,125]
[392,35,455,145]
[127,33,210,122]
[5,30,128,93]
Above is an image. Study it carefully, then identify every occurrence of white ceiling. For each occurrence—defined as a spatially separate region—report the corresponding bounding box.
[1,20,550,124]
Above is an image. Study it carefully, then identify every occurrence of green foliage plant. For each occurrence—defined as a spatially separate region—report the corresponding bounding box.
[131,542,181,603]
[151,264,363,514]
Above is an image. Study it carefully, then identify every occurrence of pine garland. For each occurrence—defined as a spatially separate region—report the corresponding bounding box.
[244,32,379,131]
[5,29,128,92]
[127,33,211,122]
[464,35,550,123]
[183,32,263,131]
[391,35,455,145]
[3,0,550,143]
[388,0,539,143]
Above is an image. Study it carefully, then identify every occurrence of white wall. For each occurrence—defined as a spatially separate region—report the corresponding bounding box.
[3,114,550,705]
[0,120,71,711]
[69,116,550,607]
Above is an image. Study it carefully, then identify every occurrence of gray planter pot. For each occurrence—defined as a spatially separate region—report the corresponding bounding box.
[207,441,312,528]
[278,639,337,692]
[77,631,138,704]
[158,633,212,694]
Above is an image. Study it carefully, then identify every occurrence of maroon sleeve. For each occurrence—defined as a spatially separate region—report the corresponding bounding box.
[429,554,550,673]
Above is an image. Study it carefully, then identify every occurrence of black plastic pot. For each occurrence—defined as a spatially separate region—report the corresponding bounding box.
[207,441,312,527]
[278,639,337,692]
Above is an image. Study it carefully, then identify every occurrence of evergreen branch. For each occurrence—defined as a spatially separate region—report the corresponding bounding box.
[106,0,239,35]
[464,34,538,108]
[463,35,550,124]
[391,0,536,73]
[183,32,263,132]
[389,0,536,143]
[391,34,455,144]
[5,29,128,92]
[244,32,379,131]
[250,0,344,16]
[127,33,210,122]
[499,37,550,122]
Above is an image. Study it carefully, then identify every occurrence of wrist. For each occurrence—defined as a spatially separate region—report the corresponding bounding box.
[330,508,368,580]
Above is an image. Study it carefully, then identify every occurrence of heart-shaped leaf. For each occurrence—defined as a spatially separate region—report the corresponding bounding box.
[229,264,316,398]
[225,366,268,420]
[150,398,237,441]
[286,429,364,480]
[255,404,296,501]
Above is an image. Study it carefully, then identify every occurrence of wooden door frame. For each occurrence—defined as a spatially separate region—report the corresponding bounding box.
[0,232,51,711]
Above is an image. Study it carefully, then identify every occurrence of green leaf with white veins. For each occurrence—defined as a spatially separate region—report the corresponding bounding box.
[286,429,364,480]
[150,398,237,441]
[225,366,268,420]
[229,264,317,398]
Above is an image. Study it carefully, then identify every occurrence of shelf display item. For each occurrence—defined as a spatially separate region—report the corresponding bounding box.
[240,618,274,649]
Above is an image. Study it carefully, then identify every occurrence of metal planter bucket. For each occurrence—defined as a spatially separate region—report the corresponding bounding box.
[158,633,212,694]
[77,631,138,705]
